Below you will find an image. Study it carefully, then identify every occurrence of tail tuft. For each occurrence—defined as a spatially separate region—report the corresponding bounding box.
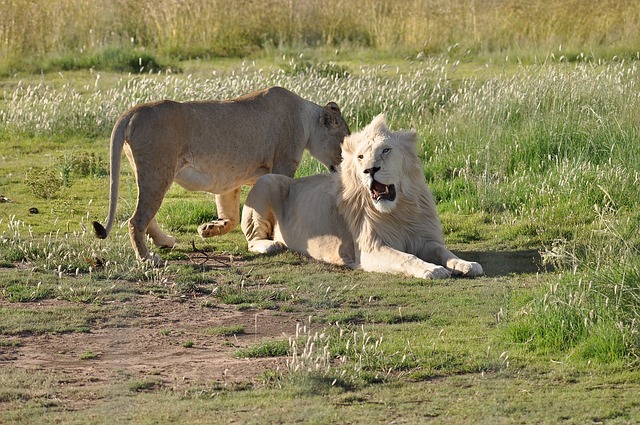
[92,221,108,239]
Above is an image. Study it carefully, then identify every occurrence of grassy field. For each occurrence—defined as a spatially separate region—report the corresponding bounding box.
[1,1,640,423]
[2,0,639,75]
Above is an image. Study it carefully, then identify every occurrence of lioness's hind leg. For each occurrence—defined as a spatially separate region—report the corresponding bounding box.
[198,188,241,238]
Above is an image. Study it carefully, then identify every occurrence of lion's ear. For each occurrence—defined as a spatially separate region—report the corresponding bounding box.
[395,130,418,146]
[367,114,388,134]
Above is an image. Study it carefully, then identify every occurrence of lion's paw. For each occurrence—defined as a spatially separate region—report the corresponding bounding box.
[198,220,234,238]
[248,240,286,254]
[450,260,484,277]
[424,265,451,279]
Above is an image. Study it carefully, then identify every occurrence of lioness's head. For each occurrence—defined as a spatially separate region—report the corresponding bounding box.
[341,114,422,214]
[310,102,350,172]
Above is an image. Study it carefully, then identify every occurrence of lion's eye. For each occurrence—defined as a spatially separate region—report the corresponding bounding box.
[357,154,364,160]
[382,148,391,154]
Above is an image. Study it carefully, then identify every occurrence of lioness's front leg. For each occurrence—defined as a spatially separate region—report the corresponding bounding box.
[360,246,451,279]
[198,188,241,238]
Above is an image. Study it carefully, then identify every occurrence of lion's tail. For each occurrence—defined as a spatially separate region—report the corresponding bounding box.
[92,111,130,240]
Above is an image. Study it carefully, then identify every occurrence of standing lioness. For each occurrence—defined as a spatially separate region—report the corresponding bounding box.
[93,86,350,262]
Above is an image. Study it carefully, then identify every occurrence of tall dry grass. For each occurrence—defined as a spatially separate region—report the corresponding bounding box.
[2,0,639,69]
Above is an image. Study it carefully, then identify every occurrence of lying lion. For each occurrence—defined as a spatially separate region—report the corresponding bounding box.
[93,86,350,263]
[242,114,483,279]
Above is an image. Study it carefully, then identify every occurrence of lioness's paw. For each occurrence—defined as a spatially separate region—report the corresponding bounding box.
[198,220,235,238]
[140,252,163,267]
[423,266,451,279]
[248,240,286,254]
[151,234,176,248]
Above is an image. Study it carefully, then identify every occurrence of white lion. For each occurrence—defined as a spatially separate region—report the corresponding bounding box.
[92,87,350,263]
[241,114,483,279]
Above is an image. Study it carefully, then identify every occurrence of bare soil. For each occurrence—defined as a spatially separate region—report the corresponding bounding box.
[0,295,300,394]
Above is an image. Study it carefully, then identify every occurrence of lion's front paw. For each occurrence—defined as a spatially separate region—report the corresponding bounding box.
[450,260,484,277]
[198,220,235,238]
[423,265,451,279]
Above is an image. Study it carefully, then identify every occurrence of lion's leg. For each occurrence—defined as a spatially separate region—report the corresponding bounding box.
[198,187,241,238]
[360,246,451,279]
[241,176,287,254]
[419,241,483,277]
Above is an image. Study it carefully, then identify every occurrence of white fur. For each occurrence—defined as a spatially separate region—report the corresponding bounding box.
[242,115,483,279]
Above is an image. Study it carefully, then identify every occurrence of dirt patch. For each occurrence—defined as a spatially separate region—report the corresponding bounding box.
[1,295,302,393]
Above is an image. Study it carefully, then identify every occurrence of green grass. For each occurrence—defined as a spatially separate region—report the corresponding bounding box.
[203,325,246,337]
[2,0,639,75]
[79,350,98,360]
[1,35,640,422]
[235,340,289,358]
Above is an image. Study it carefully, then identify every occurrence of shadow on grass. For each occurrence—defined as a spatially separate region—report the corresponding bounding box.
[452,250,551,277]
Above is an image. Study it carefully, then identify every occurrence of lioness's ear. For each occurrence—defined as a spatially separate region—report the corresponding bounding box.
[325,102,341,114]
[323,103,341,127]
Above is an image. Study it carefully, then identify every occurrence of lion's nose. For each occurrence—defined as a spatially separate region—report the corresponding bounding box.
[363,166,380,176]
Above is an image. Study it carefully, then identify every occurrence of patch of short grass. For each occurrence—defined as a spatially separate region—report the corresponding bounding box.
[0,306,94,335]
[203,325,245,337]
[79,351,98,360]
[235,340,289,358]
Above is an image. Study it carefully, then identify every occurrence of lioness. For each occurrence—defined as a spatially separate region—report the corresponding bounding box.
[93,86,350,262]
[242,114,483,279]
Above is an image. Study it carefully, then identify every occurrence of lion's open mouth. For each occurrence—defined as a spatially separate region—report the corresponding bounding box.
[370,180,396,202]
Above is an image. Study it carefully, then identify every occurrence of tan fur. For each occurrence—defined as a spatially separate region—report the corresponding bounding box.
[93,86,350,262]
[242,115,483,279]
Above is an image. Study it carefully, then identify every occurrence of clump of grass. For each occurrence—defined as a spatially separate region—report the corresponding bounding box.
[128,379,162,392]
[182,340,194,348]
[203,325,245,337]
[284,319,414,387]
[57,285,103,304]
[25,167,63,199]
[56,151,108,181]
[79,351,98,360]
[3,282,51,303]
[235,340,289,358]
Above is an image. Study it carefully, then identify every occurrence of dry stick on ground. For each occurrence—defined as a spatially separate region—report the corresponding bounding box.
[190,240,232,267]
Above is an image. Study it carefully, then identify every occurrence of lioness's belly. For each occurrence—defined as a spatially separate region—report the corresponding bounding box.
[175,162,270,194]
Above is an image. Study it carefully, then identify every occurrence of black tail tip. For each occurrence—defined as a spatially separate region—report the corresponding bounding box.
[92,221,108,239]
